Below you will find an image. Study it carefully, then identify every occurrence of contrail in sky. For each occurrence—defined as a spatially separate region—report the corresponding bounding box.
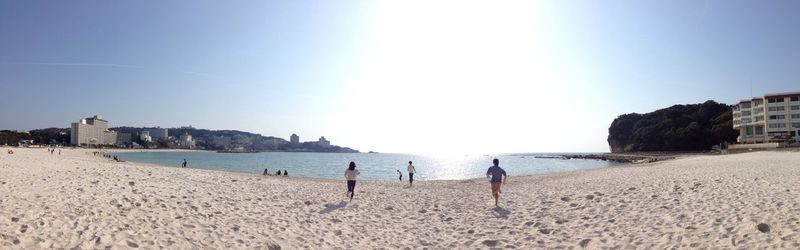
[693,0,711,33]
[0,62,144,69]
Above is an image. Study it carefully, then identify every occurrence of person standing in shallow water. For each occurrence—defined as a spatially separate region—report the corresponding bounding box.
[407,161,416,187]
[344,161,360,201]
[182,159,187,168]
[486,158,508,207]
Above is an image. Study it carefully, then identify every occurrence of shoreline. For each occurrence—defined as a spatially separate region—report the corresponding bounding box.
[107,148,631,182]
[2,147,799,248]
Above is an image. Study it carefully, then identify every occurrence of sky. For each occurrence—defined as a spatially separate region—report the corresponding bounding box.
[1,0,799,154]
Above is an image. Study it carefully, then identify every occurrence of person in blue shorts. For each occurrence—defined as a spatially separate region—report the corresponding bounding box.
[486,158,508,207]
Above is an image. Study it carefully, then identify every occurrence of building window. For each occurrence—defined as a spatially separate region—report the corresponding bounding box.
[742,111,751,116]
[792,97,799,102]
[755,126,764,135]
[793,114,800,119]
[755,116,764,122]
[768,98,786,103]
[740,103,751,109]
[769,123,787,129]
[768,106,785,112]
[769,115,786,120]
[754,100,764,105]
[746,127,753,135]
[794,123,800,128]
[792,105,799,110]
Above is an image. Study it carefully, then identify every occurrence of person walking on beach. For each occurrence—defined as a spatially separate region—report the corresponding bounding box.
[407,161,416,187]
[397,170,403,181]
[263,168,269,176]
[486,158,508,207]
[344,161,360,201]
[182,159,187,168]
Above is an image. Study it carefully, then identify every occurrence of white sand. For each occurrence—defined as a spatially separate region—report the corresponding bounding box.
[1,147,799,249]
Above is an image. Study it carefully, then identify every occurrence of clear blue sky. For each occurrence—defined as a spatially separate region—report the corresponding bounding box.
[1,0,799,154]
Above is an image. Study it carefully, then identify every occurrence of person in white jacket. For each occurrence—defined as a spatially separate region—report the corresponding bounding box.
[344,161,360,200]
[407,161,416,187]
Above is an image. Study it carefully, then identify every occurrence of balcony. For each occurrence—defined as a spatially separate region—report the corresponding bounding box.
[737,135,767,143]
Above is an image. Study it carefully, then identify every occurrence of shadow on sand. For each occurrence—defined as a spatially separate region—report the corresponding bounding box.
[319,201,348,214]
[492,207,510,219]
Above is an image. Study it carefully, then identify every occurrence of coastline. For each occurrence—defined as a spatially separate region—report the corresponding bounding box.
[2,147,799,248]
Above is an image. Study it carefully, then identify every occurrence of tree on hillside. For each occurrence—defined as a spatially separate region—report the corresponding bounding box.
[607,100,738,152]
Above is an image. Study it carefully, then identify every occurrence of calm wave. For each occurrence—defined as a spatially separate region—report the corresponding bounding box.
[115,151,620,181]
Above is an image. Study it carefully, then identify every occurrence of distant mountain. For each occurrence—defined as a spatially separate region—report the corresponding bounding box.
[1,126,358,153]
[0,128,70,145]
[112,126,359,153]
[607,100,738,153]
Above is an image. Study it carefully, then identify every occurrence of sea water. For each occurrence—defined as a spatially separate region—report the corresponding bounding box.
[115,151,619,181]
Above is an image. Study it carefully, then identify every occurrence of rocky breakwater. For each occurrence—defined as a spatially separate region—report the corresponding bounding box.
[561,153,676,164]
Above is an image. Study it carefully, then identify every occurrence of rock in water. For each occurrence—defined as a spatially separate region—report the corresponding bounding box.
[757,223,770,233]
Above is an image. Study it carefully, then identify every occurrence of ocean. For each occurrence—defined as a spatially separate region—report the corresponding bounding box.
[115,151,620,181]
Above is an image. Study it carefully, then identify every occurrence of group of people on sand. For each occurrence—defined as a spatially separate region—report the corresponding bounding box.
[263,168,288,176]
[394,161,417,186]
[94,151,123,162]
[345,158,508,206]
[47,148,60,155]
[6,149,13,154]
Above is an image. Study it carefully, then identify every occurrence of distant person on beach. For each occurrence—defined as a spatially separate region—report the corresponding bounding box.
[58,149,61,155]
[263,168,269,176]
[182,159,187,168]
[397,170,402,181]
[486,158,508,207]
[283,170,288,176]
[407,161,416,186]
[344,161,360,201]
[276,170,282,175]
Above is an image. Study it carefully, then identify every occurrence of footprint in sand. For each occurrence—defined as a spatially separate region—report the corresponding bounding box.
[579,239,591,248]
[127,241,139,248]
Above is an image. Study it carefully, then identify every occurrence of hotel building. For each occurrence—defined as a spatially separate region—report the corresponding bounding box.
[732,92,800,143]
[179,133,195,149]
[70,115,118,146]
[145,128,169,140]
[317,136,331,147]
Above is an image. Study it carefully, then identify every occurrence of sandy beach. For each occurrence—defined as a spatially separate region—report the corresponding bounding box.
[1,148,799,249]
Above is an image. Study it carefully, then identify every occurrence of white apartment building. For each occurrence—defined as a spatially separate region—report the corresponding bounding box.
[317,136,331,147]
[145,128,168,140]
[733,92,800,143]
[140,131,153,142]
[179,133,195,149]
[70,115,118,146]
